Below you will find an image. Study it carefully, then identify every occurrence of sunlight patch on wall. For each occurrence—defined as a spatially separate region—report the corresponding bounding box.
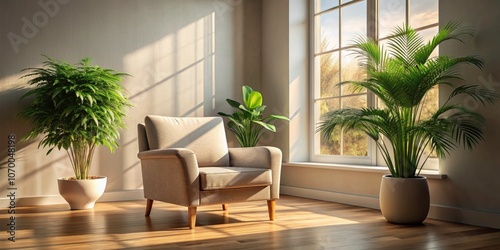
[119,12,216,190]
[289,76,307,161]
[123,13,215,118]
[0,74,24,92]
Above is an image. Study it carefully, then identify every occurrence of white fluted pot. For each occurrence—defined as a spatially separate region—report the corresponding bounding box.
[379,174,429,224]
[58,176,107,210]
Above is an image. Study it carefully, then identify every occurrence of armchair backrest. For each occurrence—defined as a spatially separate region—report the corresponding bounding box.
[142,115,230,167]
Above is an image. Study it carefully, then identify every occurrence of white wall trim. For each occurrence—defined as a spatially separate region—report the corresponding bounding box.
[0,189,144,207]
[281,185,380,209]
[281,185,500,229]
[428,204,500,229]
[284,162,447,179]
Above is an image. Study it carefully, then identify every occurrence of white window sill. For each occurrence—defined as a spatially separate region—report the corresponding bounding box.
[283,162,447,179]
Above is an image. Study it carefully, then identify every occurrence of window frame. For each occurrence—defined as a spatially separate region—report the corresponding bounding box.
[310,0,439,170]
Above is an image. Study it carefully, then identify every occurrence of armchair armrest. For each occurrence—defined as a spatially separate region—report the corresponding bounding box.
[138,148,200,207]
[138,148,196,160]
[228,146,282,199]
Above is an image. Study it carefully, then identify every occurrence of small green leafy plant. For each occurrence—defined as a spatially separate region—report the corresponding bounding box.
[317,22,498,178]
[19,56,131,180]
[218,85,289,147]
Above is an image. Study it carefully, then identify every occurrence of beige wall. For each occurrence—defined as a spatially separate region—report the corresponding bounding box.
[0,0,260,205]
[261,0,289,159]
[262,0,309,162]
[434,0,500,226]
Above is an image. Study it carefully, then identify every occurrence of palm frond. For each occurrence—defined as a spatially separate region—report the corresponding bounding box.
[387,25,424,67]
[414,21,474,64]
[317,22,497,177]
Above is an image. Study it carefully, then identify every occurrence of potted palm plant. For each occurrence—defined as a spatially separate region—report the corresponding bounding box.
[218,85,289,147]
[317,22,498,224]
[19,56,131,209]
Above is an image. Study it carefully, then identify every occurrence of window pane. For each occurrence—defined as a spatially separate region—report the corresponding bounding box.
[320,52,340,98]
[341,0,366,47]
[317,97,341,156]
[378,0,405,39]
[318,0,339,13]
[422,85,438,158]
[340,50,366,95]
[318,10,340,52]
[317,98,340,155]
[320,126,341,155]
[421,86,438,120]
[343,129,368,156]
[317,92,368,157]
[418,27,439,58]
[317,96,368,156]
[410,0,438,28]
[319,127,368,156]
[341,0,354,4]
[341,95,366,109]
[318,98,340,116]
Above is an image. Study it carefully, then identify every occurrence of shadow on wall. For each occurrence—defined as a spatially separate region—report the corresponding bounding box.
[0,87,33,172]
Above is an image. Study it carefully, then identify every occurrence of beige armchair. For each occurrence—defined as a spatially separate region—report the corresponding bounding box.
[137,115,282,229]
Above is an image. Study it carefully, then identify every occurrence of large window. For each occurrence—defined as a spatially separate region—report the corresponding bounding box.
[312,0,439,166]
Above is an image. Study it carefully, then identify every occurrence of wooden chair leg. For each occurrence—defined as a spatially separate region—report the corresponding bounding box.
[188,206,197,229]
[267,200,276,221]
[222,203,228,211]
[145,199,153,217]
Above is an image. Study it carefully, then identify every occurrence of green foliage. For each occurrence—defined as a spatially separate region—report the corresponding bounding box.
[18,56,132,180]
[317,22,499,178]
[218,85,289,147]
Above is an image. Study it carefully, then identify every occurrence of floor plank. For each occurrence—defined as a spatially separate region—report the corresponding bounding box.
[1,195,499,249]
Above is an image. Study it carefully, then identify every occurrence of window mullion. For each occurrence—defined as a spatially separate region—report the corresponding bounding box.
[406,0,410,25]
[366,0,377,111]
[367,0,378,41]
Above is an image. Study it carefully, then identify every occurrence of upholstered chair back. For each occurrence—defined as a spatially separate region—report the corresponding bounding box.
[143,115,230,167]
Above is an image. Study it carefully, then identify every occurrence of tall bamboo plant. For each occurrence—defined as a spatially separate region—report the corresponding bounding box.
[218,86,289,147]
[317,22,498,178]
[19,56,131,180]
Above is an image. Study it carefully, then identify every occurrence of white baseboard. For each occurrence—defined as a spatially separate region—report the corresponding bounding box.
[281,185,500,229]
[428,204,500,229]
[0,189,145,207]
[281,185,380,209]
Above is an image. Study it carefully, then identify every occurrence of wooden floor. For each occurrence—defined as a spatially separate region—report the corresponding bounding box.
[2,195,500,250]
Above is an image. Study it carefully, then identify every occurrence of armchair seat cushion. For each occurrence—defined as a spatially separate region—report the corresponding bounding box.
[199,167,272,191]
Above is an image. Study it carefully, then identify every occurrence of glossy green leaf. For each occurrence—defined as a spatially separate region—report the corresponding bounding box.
[242,85,253,104]
[226,98,241,108]
[245,91,262,109]
[218,85,289,147]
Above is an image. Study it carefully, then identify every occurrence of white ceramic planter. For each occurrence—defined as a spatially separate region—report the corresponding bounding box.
[57,176,107,210]
[379,174,429,224]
